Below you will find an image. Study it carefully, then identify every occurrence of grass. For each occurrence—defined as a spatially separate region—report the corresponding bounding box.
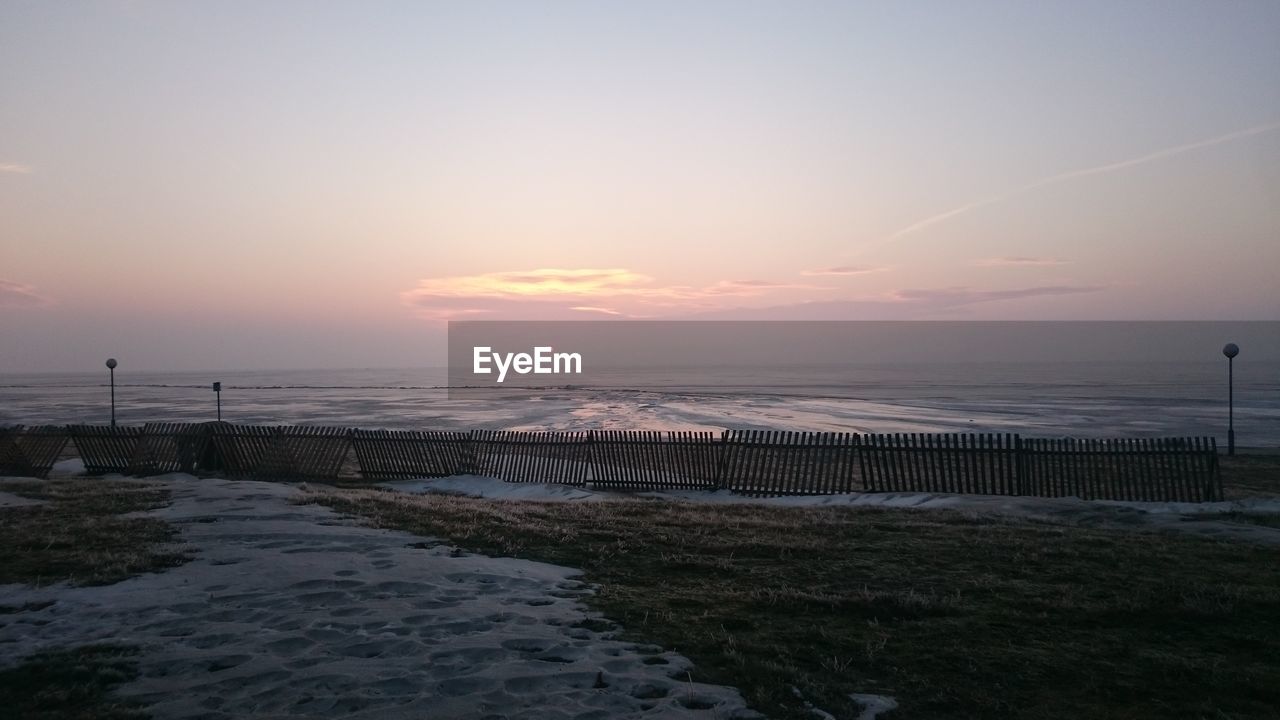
[0,645,146,720]
[1198,511,1280,529]
[1221,453,1280,499]
[304,488,1280,720]
[0,479,190,586]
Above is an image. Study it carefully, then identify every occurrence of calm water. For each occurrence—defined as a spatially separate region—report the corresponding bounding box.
[0,362,1276,446]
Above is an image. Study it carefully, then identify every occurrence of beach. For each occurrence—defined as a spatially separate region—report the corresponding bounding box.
[3,457,1279,719]
[0,472,760,719]
[2,361,1277,443]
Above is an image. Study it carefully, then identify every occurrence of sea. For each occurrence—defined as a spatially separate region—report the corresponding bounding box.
[1,362,1277,447]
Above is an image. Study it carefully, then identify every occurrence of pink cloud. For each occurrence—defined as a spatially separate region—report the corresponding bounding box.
[0,280,48,307]
[401,268,828,320]
[889,285,1101,306]
[974,256,1072,267]
[673,285,1107,320]
[800,265,887,276]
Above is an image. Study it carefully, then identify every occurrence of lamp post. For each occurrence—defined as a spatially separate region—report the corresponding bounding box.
[105,358,118,427]
[1223,343,1239,455]
[213,382,222,421]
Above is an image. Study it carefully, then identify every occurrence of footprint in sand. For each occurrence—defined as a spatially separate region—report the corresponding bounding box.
[291,674,359,693]
[368,676,419,696]
[265,617,305,631]
[630,683,670,699]
[329,606,368,618]
[501,638,553,653]
[336,641,388,659]
[503,671,600,693]
[411,599,461,610]
[304,628,346,642]
[287,579,335,590]
[263,636,315,655]
[436,675,491,697]
[295,590,348,605]
[206,654,253,672]
[188,633,239,649]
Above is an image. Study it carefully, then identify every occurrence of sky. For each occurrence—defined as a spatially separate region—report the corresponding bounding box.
[2,1,1278,371]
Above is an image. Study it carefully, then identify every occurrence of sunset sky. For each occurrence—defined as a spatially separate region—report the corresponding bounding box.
[2,1,1278,371]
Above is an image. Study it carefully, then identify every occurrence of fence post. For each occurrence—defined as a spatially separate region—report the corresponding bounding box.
[464,429,478,475]
[1208,436,1223,502]
[1014,434,1025,496]
[712,430,727,491]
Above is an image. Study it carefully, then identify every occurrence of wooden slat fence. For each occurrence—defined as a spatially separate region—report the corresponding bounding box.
[128,422,214,476]
[0,425,70,479]
[211,425,352,481]
[351,430,472,480]
[861,433,1021,495]
[0,425,23,477]
[471,430,590,485]
[279,427,351,481]
[210,425,292,480]
[858,433,1221,502]
[590,430,721,490]
[719,430,863,497]
[1019,436,1221,503]
[68,425,141,475]
[0,421,1226,502]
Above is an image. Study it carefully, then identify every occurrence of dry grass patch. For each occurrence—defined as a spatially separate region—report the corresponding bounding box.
[0,644,145,720]
[0,479,189,587]
[1198,511,1280,529]
[303,487,1280,720]
[1221,453,1280,498]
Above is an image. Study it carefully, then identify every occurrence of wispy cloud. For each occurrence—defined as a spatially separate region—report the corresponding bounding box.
[801,265,887,276]
[569,306,624,316]
[401,268,827,319]
[702,279,830,295]
[974,256,1072,267]
[857,120,1280,252]
[0,280,49,306]
[889,285,1102,307]
[403,267,1105,321]
[0,163,33,174]
[676,284,1107,320]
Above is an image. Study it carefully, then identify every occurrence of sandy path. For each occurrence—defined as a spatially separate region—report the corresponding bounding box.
[0,475,761,719]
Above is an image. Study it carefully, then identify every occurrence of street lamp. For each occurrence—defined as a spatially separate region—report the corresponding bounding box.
[1223,343,1239,456]
[212,382,222,421]
[105,358,118,427]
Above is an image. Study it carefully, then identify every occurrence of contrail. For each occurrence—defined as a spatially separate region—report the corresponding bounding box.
[856,120,1280,253]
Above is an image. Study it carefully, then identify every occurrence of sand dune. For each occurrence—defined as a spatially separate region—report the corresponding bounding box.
[0,475,761,719]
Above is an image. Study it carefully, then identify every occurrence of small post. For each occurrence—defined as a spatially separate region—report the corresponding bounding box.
[105,358,118,427]
[1222,343,1239,455]
[213,382,222,421]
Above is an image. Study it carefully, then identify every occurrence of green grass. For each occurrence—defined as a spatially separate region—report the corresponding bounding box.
[0,645,146,720]
[304,488,1280,720]
[0,479,190,587]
